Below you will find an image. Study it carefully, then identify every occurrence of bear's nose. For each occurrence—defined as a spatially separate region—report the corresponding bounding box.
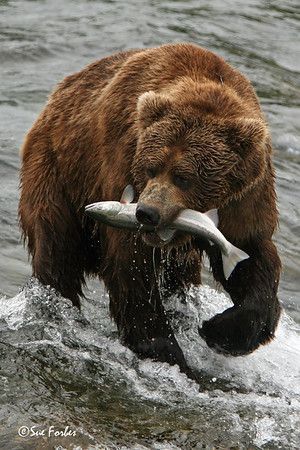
[136,204,160,226]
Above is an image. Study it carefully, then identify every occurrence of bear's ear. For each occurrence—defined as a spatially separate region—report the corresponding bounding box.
[226,118,267,156]
[137,91,171,129]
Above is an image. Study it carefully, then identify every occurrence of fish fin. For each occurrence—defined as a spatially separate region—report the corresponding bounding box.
[204,208,219,227]
[221,245,249,280]
[120,185,134,204]
[157,228,176,242]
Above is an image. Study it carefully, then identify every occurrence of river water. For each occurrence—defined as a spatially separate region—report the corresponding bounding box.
[0,1,299,449]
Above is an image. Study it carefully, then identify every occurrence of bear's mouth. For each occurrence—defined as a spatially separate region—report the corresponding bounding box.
[141,228,192,248]
[142,229,176,247]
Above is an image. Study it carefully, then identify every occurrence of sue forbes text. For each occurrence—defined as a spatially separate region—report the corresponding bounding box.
[18,425,77,438]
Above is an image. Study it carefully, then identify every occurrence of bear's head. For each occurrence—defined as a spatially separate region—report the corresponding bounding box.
[132,85,268,247]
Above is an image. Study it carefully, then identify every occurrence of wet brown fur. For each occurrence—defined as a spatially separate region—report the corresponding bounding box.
[19,43,281,375]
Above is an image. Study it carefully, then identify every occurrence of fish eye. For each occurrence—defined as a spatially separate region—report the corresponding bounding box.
[146,167,157,179]
[173,174,190,190]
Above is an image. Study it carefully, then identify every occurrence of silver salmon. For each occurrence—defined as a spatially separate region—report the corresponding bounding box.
[85,186,249,279]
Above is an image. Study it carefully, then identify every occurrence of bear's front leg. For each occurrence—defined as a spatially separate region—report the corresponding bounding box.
[102,254,194,378]
[200,239,281,356]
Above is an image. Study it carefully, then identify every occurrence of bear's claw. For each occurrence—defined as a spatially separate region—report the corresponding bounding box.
[198,306,272,356]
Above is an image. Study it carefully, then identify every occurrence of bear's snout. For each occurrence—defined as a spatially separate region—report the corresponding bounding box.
[137,180,185,229]
[136,203,161,227]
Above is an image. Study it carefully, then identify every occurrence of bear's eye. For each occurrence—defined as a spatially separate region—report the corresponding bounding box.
[173,174,190,190]
[146,167,157,179]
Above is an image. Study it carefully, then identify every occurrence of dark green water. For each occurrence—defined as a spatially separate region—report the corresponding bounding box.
[0,1,299,449]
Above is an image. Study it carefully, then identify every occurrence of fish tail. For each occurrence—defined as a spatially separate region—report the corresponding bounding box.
[221,245,249,280]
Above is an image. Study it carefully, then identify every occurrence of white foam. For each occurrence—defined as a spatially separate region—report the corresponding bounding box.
[0,291,27,330]
[2,281,299,401]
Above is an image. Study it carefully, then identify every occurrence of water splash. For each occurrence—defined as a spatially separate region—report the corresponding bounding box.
[0,278,299,449]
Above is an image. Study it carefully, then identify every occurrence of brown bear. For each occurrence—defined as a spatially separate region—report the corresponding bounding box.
[19,43,281,378]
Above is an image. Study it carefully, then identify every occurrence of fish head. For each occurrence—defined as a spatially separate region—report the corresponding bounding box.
[85,201,122,220]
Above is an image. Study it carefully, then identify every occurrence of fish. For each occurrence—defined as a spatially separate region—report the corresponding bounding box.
[85,185,249,279]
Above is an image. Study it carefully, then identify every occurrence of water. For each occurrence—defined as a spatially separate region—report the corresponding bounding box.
[0,279,299,449]
[0,0,299,448]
